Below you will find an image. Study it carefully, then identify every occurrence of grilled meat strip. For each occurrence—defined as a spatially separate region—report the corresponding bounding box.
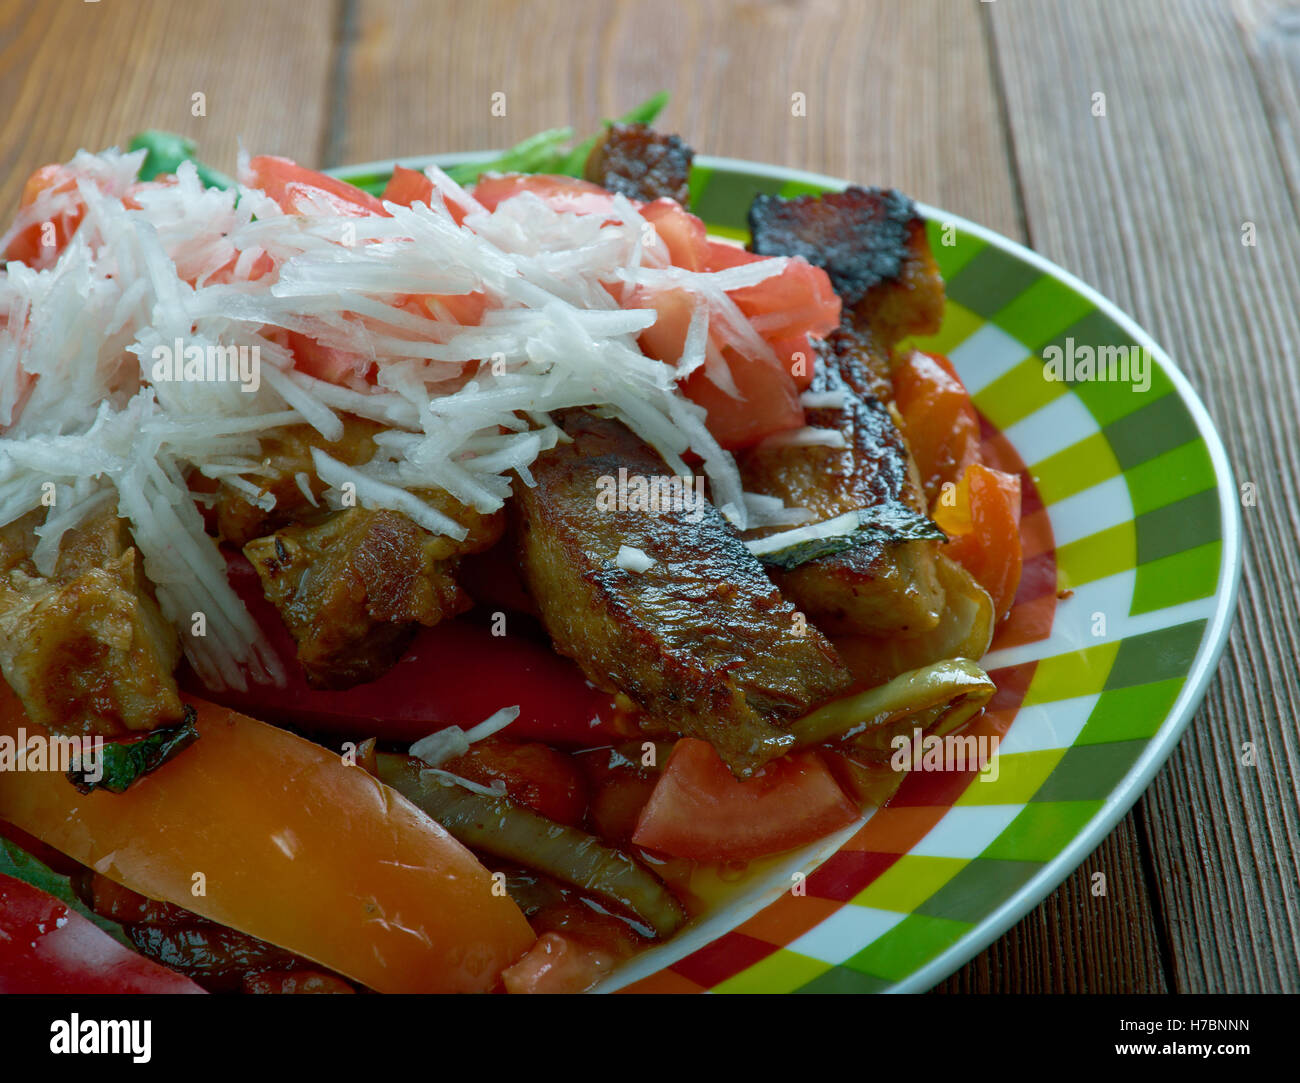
[214,415,385,547]
[244,498,502,690]
[749,186,944,343]
[739,186,947,636]
[514,411,852,776]
[583,123,694,205]
[739,350,945,636]
[0,504,184,737]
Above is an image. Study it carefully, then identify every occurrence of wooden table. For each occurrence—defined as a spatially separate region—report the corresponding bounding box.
[2,0,1295,993]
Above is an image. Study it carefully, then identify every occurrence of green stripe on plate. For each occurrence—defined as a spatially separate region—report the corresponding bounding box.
[1123,439,1218,516]
[690,169,786,232]
[925,218,987,280]
[1103,393,1202,472]
[944,244,1046,316]
[1075,678,1185,744]
[850,855,967,913]
[779,178,834,198]
[1031,432,1124,506]
[843,914,970,982]
[714,948,831,993]
[1021,641,1121,706]
[980,801,1104,862]
[1131,541,1222,615]
[971,355,1066,431]
[796,965,892,994]
[954,750,1065,805]
[1103,621,1208,690]
[1134,488,1221,565]
[1055,520,1137,589]
[915,858,1045,923]
[990,274,1096,352]
[1040,309,1177,426]
[1031,740,1150,802]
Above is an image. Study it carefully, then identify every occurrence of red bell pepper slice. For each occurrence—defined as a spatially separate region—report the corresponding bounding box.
[0,873,204,994]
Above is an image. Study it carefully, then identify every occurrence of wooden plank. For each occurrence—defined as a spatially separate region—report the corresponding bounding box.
[341,0,1021,236]
[935,822,1169,993]
[0,0,337,211]
[343,0,1171,993]
[991,0,1300,993]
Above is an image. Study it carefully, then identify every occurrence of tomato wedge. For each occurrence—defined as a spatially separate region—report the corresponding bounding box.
[933,462,1023,622]
[500,931,617,994]
[0,873,205,993]
[3,164,84,267]
[0,687,535,993]
[632,739,859,863]
[894,351,981,503]
[471,173,617,216]
[246,155,388,217]
[382,163,436,207]
[680,346,804,449]
[640,198,707,270]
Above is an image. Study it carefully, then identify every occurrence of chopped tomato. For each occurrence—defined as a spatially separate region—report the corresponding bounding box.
[680,345,804,449]
[727,257,840,388]
[400,290,490,326]
[442,738,588,825]
[471,173,617,217]
[246,155,388,217]
[704,238,764,272]
[501,931,618,994]
[285,329,373,384]
[381,164,436,208]
[632,286,696,364]
[0,873,204,994]
[640,198,707,271]
[4,164,83,266]
[933,463,1023,622]
[894,351,981,503]
[631,739,859,863]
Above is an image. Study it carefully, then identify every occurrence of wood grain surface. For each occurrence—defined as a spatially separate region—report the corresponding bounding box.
[0,0,1293,992]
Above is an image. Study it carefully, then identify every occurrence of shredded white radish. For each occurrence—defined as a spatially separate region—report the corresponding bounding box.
[0,148,819,687]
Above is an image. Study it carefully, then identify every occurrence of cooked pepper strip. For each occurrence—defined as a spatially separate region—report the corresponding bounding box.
[785,658,996,752]
[376,752,685,939]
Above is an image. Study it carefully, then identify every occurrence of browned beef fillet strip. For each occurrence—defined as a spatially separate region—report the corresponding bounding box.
[0,504,184,737]
[244,500,502,689]
[513,411,852,776]
[748,186,944,343]
[739,187,948,636]
[583,123,694,205]
[739,349,945,636]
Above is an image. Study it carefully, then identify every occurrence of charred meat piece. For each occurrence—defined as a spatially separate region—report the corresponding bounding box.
[739,350,945,637]
[584,123,694,205]
[213,415,385,547]
[244,506,493,689]
[514,411,852,776]
[749,186,944,342]
[0,505,184,737]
